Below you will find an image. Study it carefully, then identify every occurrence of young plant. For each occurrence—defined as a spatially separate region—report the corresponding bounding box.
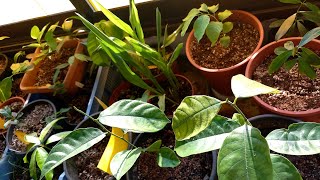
[269,27,320,79]
[181,3,234,47]
[270,0,320,40]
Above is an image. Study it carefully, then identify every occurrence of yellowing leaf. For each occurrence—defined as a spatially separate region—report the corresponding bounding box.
[95,97,108,109]
[0,117,5,130]
[14,130,30,145]
[62,19,73,32]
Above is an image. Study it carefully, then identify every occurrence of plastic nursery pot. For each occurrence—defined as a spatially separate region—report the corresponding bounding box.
[245,37,320,122]
[0,96,25,110]
[20,39,87,95]
[186,10,264,96]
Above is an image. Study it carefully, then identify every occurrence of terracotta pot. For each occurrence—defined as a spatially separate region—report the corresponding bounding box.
[20,39,87,95]
[245,37,320,122]
[186,10,264,96]
[0,96,25,110]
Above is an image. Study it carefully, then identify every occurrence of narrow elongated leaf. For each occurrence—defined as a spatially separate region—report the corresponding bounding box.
[301,11,320,24]
[30,150,38,180]
[268,50,292,74]
[45,131,72,145]
[145,140,162,152]
[99,99,170,133]
[172,95,222,141]
[205,21,223,46]
[301,47,320,65]
[0,36,9,40]
[181,8,199,36]
[168,43,183,67]
[87,32,110,66]
[39,117,65,142]
[298,27,320,47]
[278,0,301,4]
[156,8,161,51]
[270,154,302,180]
[269,19,285,28]
[193,15,210,42]
[175,115,240,157]
[37,23,49,44]
[218,10,232,21]
[163,24,183,48]
[275,13,296,40]
[231,74,280,98]
[266,122,320,155]
[217,125,273,180]
[304,2,320,12]
[157,147,180,167]
[36,147,53,180]
[298,57,316,79]
[111,148,142,180]
[40,128,106,179]
[284,59,297,71]
[129,0,144,42]
[297,21,308,36]
[0,77,12,102]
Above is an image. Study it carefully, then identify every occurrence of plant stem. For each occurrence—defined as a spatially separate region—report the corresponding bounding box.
[224,98,252,126]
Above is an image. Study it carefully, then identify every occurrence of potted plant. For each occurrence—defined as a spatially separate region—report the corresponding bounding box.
[245,27,320,122]
[0,36,9,79]
[183,3,264,97]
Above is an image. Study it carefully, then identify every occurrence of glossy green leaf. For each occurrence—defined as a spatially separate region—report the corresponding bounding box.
[175,115,240,157]
[0,77,12,103]
[193,15,210,42]
[297,21,308,36]
[168,43,183,67]
[156,8,161,51]
[181,8,199,36]
[172,95,222,141]
[99,99,170,133]
[270,154,302,180]
[283,59,297,71]
[163,24,183,48]
[111,148,142,180]
[36,147,53,180]
[218,10,232,21]
[145,140,162,152]
[220,35,230,47]
[269,19,285,28]
[274,47,289,55]
[268,50,292,74]
[298,27,320,47]
[44,30,57,51]
[157,147,180,167]
[284,41,294,50]
[301,47,320,65]
[39,117,65,142]
[40,128,106,179]
[217,125,273,180]
[45,131,72,145]
[304,2,320,12]
[231,113,246,125]
[37,23,49,44]
[278,0,301,4]
[129,0,144,42]
[298,57,316,79]
[222,22,233,34]
[231,74,280,98]
[266,122,320,155]
[30,150,38,180]
[208,4,219,13]
[205,21,223,46]
[275,13,296,40]
[301,11,320,24]
[31,26,40,40]
[199,3,208,12]
[87,32,110,66]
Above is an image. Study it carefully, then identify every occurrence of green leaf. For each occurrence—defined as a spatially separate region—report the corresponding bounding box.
[75,53,90,61]
[268,50,292,74]
[269,19,285,28]
[217,125,273,180]
[157,94,166,112]
[175,115,240,157]
[0,77,12,102]
[304,2,320,12]
[157,147,180,167]
[275,13,296,40]
[31,26,40,40]
[232,113,246,125]
[218,10,232,21]
[44,31,57,51]
[145,140,162,152]
[129,0,144,42]
[36,147,53,180]
[156,8,161,51]
[231,74,280,98]
[298,27,320,47]
[181,8,200,36]
[222,22,233,34]
[205,21,223,46]
[270,154,302,180]
[297,21,308,36]
[62,19,73,32]
[98,99,170,133]
[37,23,49,44]
[298,57,317,79]
[266,122,320,155]
[284,41,294,50]
[46,131,72,145]
[30,150,38,180]
[208,4,219,13]
[172,95,222,141]
[301,47,320,65]
[283,59,297,71]
[220,35,230,47]
[199,3,208,12]
[301,11,320,24]
[111,148,142,180]
[274,47,288,55]
[168,43,183,67]
[54,63,69,70]
[87,32,110,66]
[95,20,126,39]
[193,15,210,42]
[163,24,183,48]
[25,134,41,145]
[40,128,106,179]
[278,0,301,4]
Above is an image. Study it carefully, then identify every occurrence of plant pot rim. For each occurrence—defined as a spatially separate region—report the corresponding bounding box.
[186,10,264,72]
[0,96,25,109]
[245,37,320,117]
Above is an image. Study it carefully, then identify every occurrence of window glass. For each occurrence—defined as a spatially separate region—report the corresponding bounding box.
[90,0,154,11]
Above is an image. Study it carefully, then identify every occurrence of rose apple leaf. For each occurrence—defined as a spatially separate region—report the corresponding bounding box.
[275,13,296,40]
[217,126,273,180]
[266,122,320,155]
[305,2,320,12]
[301,47,320,66]
[175,115,240,157]
[157,147,180,167]
[181,8,200,36]
[218,10,232,21]
[284,41,294,50]
[172,95,221,141]
[283,59,297,71]
[231,74,280,98]
[40,128,106,179]
[145,140,162,152]
[193,15,210,42]
[270,154,302,180]
[205,21,223,46]
[99,99,170,133]
[111,148,142,180]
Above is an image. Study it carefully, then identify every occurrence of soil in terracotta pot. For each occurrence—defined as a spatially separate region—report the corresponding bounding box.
[35,47,75,86]
[10,103,54,152]
[253,54,320,111]
[132,129,212,180]
[12,76,27,98]
[190,22,259,69]
[74,136,113,180]
[0,132,5,157]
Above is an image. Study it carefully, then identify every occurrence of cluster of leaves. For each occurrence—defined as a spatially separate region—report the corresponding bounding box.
[269,27,320,79]
[271,0,320,40]
[181,3,234,47]
[38,75,320,180]
[0,36,9,62]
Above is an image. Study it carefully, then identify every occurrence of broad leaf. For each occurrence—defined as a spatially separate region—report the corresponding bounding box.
[217,125,273,180]
[31,26,40,40]
[44,30,57,51]
[218,10,232,21]
[62,19,73,32]
[275,13,296,40]
[181,8,199,36]
[266,122,320,155]
[40,128,106,179]
[99,99,170,133]
[39,117,65,142]
[175,115,240,157]
[268,50,292,74]
[284,41,294,50]
[129,0,144,42]
[220,35,230,47]
[45,131,72,145]
[199,3,208,12]
[231,74,280,98]
[172,95,222,141]
[278,0,301,4]
[208,4,219,13]
[0,77,12,102]
[232,113,246,125]
[222,22,233,34]
[298,57,316,79]
[157,147,180,167]
[298,27,320,47]
[283,59,297,71]
[145,140,162,152]
[36,147,53,180]
[205,21,223,46]
[111,148,142,180]
[193,15,210,42]
[270,154,302,180]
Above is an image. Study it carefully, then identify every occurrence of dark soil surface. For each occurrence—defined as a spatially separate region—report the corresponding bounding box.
[35,47,75,86]
[190,22,259,69]
[75,136,113,180]
[0,56,7,74]
[0,132,5,157]
[253,54,320,111]
[7,101,24,113]
[12,76,27,98]
[11,103,54,152]
[132,129,213,180]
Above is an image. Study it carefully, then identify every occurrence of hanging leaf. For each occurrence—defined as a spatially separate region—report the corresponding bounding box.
[298,57,317,79]
[218,10,232,21]
[275,13,296,40]
[181,8,200,36]
[193,15,210,42]
[172,95,222,141]
[157,147,180,167]
[297,21,308,36]
[269,19,285,28]
[205,21,223,46]
[270,154,302,180]
[268,50,292,74]
[298,27,320,48]
[30,150,38,180]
